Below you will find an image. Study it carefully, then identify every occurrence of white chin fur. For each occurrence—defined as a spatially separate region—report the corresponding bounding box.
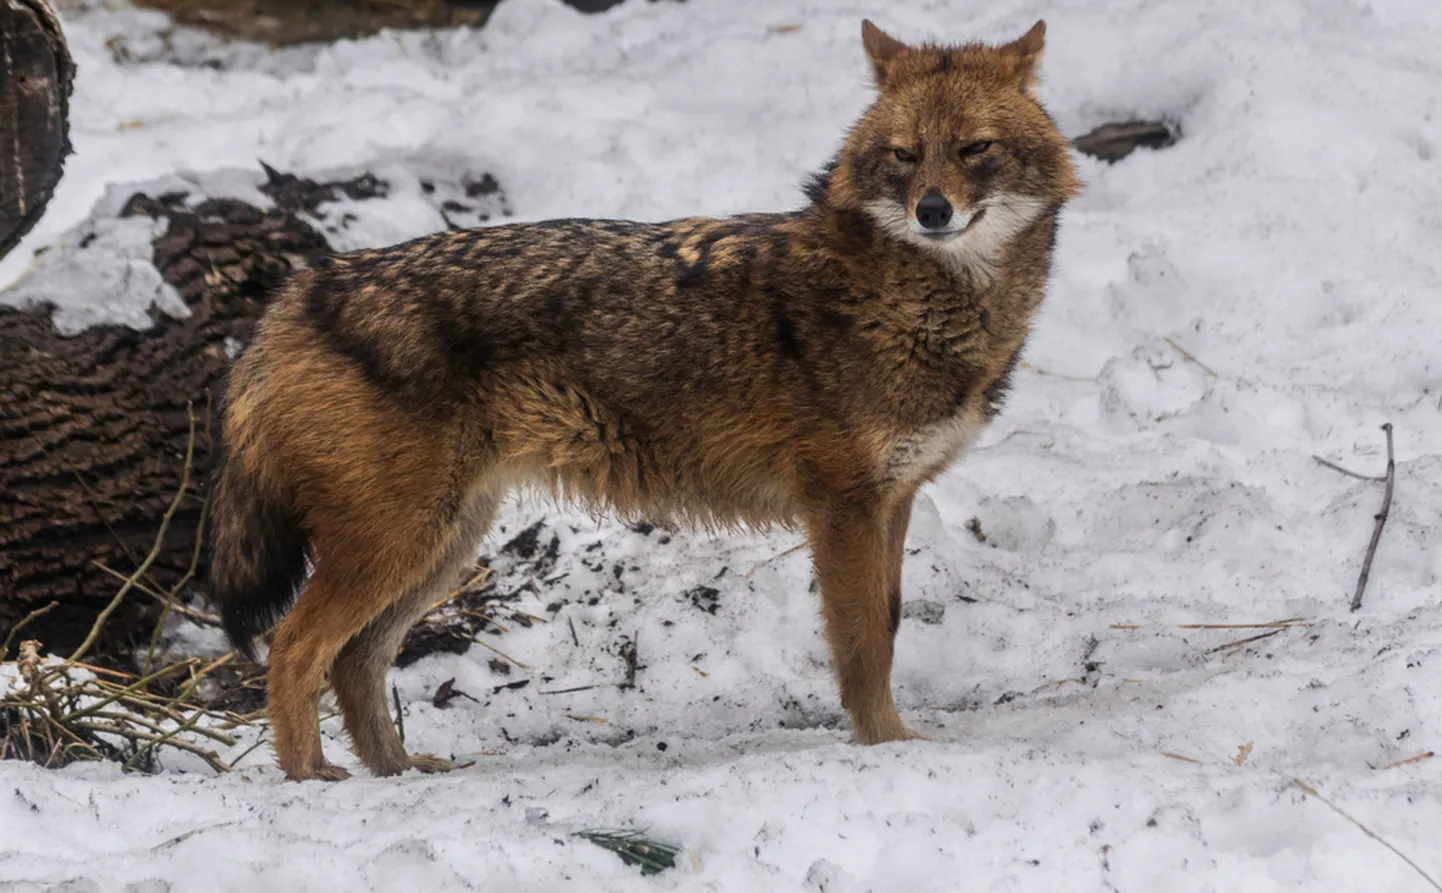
[863,195,1048,280]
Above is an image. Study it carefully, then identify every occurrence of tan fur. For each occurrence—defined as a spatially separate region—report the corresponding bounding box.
[206,20,1079,780]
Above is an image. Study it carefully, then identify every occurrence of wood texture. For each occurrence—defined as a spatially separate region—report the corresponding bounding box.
[0,0,75,262]
[0,169,384,658]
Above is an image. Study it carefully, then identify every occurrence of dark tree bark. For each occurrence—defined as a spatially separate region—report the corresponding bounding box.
[0,0,75,262]
[0,171,384,660]
[129,0,497,47]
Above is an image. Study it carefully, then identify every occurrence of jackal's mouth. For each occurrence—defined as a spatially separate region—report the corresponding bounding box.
[918,208,988,241]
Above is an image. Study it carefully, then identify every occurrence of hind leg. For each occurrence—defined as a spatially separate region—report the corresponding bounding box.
[267,569,384,781]
[266,512,472,781]
[331,495,499,776]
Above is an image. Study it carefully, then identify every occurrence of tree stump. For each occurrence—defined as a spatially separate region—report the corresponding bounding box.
[0,168,385,660]
[0,0,75,263]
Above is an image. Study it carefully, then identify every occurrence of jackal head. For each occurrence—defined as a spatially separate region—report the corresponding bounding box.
[824,20,1080,276]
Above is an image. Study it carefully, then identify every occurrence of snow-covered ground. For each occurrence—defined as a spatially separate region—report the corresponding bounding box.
[4,0,1442,889]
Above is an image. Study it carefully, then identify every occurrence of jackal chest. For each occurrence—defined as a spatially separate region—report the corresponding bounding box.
[883,403,988,485]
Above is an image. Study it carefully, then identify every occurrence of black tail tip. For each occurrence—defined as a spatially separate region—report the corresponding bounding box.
[221,605,261,661]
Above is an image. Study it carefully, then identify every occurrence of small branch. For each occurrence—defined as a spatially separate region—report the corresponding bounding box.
[1163,336,1217,377]
[88,709,236,747]
[59,661,197,723]
[28,433,144,571]
[1351,423,1396,613]
[70,719,227,774]
[91,561,222,626]
[1176,619,1305,630]
[1381,751,1433,770]
[142,598,173,678]
[1,601,57,661]
[1295,779,1440,892]
[1312,455,1386,483]
[469,637,528,669]
[227,733,269,771]
[1205,629,1282,654]
[174,652,234,705]
[70,404,198,663]
[392,683,405,746]
[539,684,598,696]
[1160,751,1202,764]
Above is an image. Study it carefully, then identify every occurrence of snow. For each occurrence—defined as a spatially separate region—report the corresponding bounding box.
[3,0,1442,889]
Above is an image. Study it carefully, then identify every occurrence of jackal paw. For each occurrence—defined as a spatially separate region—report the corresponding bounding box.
[852,717,931,745]
[408,753,454,774]
[286,762,352,782]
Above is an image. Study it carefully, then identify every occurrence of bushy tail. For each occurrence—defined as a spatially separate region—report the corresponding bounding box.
[206,400,308,659]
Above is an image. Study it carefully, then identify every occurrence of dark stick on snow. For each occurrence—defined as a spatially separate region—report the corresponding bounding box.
[568,616,580,648]
[1350,423,1396,613]
[1312,455,1386,483]
[539,684,598,696]
[392,682,405,745]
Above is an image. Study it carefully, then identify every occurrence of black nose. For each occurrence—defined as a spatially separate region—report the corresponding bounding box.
[915,190,953,230]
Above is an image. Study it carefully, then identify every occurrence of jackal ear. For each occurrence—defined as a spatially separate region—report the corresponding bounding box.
[861,19,908,88]
[998,20,1046,88]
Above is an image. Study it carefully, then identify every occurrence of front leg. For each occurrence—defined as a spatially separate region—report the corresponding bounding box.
[807,494,921,744]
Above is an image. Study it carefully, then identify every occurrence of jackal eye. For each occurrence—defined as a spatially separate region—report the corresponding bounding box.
[960,141,994,158]
[892,148,919,163]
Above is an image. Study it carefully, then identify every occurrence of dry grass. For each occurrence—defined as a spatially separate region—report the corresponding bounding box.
[1294,779,1442,892]
[1,405,264,775]
[1,640,260,774]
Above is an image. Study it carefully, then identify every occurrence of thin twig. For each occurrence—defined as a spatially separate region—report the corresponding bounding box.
[1206,629,1283,653]
[62,661,132,680]
[1312,455,1386,483]
[29,433,143,571]
[1017,360,1096,382]
[143,599,174,678]
[460,610,509,635]
[1351,423,1396,613]
[470,637,528,669]
[70,720,227,774]
[88,709,236,746]
[428,566,494,613]
[1295,779,1441,891]
[1164,336,1217,377]
[227,734,269,771]
[1176,619,1305,630]
[90,561,223,625]
[60,661,197,723]
[164,486,211,602]
[746,541,808,578]
[174,653,235,705]
[539,685,598,696]
[1160,751,1202,764]
[1,602,58,661]
[71,404,198,663]
[1381,751,1434,770]
[392,683,405,746]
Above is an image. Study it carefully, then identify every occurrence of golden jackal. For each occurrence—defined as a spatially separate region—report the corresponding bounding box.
[208,19,1079,780]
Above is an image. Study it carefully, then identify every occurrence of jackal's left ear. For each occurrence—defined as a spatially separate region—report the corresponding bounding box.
[998,20,1046,89]
[861,20,908,88]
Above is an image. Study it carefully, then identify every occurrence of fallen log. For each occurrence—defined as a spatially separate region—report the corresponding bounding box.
[0,0,75,263]
[0,169,382,659]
